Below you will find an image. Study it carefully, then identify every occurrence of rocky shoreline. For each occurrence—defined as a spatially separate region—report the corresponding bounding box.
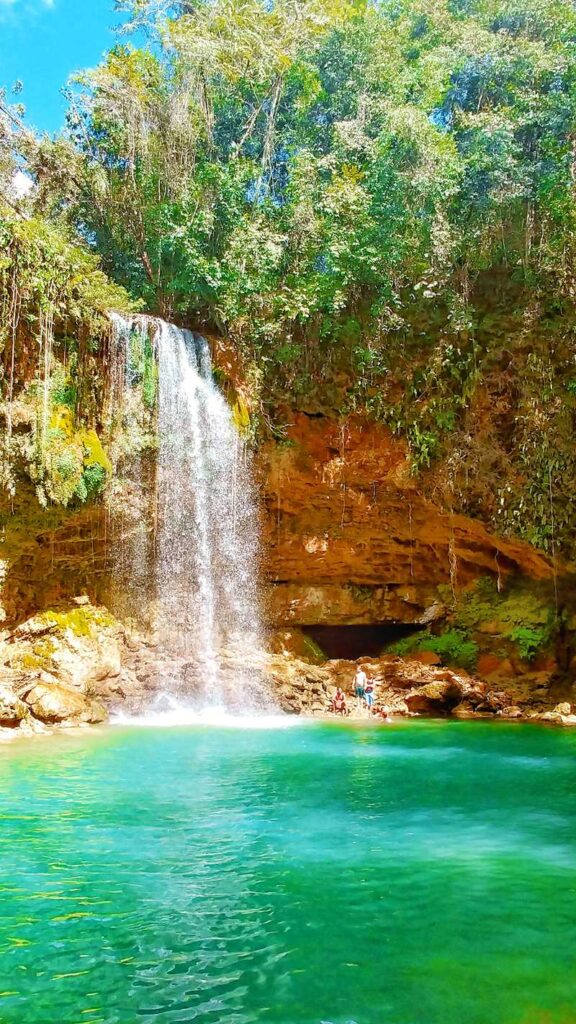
[1,599,575,740]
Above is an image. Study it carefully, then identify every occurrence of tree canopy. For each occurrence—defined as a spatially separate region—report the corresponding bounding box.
[53,0,576,345]
[2,0,576,552]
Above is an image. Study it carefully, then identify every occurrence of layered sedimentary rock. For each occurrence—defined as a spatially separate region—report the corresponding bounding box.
[0,483,108,627]
[1,411,559,634]
[258,413,554,628]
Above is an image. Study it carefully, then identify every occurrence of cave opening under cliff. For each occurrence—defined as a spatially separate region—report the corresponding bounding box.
[302,624,421,662]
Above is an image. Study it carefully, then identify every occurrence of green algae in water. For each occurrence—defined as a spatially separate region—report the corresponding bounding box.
[0,721,575,1024]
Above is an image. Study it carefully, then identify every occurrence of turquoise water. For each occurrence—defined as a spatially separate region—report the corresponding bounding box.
[1,720,575,1024]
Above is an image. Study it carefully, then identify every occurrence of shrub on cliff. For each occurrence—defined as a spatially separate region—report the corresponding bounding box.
[391,628,480,673]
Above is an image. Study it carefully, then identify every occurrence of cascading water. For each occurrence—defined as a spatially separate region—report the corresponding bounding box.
[108,313,157,625]
[109,314,270,713]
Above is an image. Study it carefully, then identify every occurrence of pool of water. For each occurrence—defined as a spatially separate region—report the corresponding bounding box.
[1,720,575,1024]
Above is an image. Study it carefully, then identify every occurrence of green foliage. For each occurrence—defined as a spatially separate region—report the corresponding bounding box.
[31,422,113,508]
[51,375,77,411]
[128,328,158,409]
[20,372,114,508]
[29,0,570,556]
[509,626,548,662]
[60,0,576,341]
[453,577,553,633]
[0,214,136,348]
[0,204,137,509]
[4,0,576,556]
[391,628,479,671]
[447,577,556,660]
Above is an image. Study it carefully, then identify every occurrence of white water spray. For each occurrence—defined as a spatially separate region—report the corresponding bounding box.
[109,315,270,713]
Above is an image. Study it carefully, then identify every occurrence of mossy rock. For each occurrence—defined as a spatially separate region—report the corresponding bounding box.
[447,577,558,664]
[11,636,57,673]
[389,628,479,672]
[37,604,115,639]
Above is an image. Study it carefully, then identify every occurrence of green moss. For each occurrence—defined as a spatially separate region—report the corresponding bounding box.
[38,606,115,639]
[32,421,113,507]
[302,635,327,664]
[390,629,479,672]
[347,584,373,602]
[80,429,113,476]
[12,637,57,672]
[232,395,251,434]
[447,577,556,660]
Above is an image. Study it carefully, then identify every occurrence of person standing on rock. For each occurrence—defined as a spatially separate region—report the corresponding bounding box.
[354,666,367,710]
[364,677,376,714]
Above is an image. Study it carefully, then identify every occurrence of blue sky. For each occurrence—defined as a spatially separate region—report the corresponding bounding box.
[0,0,130,134]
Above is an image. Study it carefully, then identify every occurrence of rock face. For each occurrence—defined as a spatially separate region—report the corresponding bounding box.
[258,414,554,627]
[404,679,467,713]
[0,495,108,628]
[268,655,331,715]
[0,408,572,731]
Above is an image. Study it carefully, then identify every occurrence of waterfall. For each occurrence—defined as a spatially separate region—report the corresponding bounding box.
[109,315,269,712]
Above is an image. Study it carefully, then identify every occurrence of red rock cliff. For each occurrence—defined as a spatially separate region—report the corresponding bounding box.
[258,413,554,627]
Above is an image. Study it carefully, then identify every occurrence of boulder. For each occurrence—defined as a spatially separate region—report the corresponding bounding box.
[22,683,108,725]
[0,684,29,727]
[553,702,572,717]
[502,706,524,719]
[405,678,466,714]
[2,600,123,701]
[452,701,478,719]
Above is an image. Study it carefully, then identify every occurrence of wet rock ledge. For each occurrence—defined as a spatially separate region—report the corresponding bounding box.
[1,600,575,738]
